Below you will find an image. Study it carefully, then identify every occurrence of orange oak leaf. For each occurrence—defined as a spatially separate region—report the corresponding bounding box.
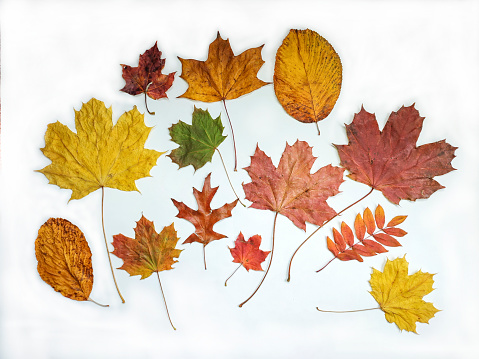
[229,232,270,272]
[336,105,457,204]
[121,42,175,114]
[111,215,182,330]
[243,140,344,230]
[172,173,238,269]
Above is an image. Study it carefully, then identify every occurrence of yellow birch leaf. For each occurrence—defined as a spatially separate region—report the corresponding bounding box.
[38,98,164,200]
[35,218,93,301]
[369,256,439,333]
[273,29,342,132]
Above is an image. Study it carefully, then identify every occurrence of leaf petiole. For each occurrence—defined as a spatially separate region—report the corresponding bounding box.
[88,297,109,308]
[317,307,379,313]
[144,82,155,115]
[224,263,242,286]
[222,99,238,171]
[156,272,176,330]
[215,148,245,207]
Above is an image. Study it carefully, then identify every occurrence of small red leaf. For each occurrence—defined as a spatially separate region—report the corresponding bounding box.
[382,227,407,237]
[363,207,375,234]
[387,215,407,227]
[373,233,401,247]
[352,244,376,257]
[362,239,388,253]
[229,232,270,271]
[354,214,366,240]
[326,237,339,256]
[332,227,346,251]
[375,204,385,229]
[341,221,354,247]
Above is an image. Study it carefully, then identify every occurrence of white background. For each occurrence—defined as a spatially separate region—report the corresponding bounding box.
[1,0,479,358]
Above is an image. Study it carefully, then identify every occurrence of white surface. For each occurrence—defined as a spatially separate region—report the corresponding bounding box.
[1,0,478,358]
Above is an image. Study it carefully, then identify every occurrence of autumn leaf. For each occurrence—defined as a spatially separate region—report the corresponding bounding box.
[178,32,270,170]
[369,256,439,333]
[121,42,175,114]
[112,215,182,330]
[38,98,164,201]
[172,173,238,269]
[274,29,342,134]
[35,218,105,306]
[168,107,226,170]
[243,140,344,230]
[336,105,457,204]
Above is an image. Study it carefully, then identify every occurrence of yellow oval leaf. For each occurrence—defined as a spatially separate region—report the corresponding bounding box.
[35,218,93,301]
[273,29,342,131]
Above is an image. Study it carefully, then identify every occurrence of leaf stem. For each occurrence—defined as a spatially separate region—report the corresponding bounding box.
[239,212,279,307]
[216,148,245,207]
[101,187,126,303]
[222,99,238,171]
[286,187,374,282]
[87,297,109,307]
[156,272,176,330]
[203,245,207,270]
[316,307,379,313]
[224,263,242,286]
[315,121,320,135]
[144,83,155,115]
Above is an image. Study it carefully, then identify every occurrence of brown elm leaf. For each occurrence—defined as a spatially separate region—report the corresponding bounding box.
[335,105,457,204]
[242,140,344,230]
[229,232,270,272]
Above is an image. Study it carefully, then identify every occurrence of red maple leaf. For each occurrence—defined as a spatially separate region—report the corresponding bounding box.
[335,105,457,204]
[229,232,270,271]
[242,140,344,230]
[120,42,175,112]
[172,173,238,268]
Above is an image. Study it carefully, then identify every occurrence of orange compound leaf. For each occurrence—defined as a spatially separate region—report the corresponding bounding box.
[341,222,354,247]
[387,215,408,227]
[172,173,238,269]
[354,214,366,240]
[229,233,270,272]
[336,105,457,204]
[243,140,344,230]
[375,204,385,229]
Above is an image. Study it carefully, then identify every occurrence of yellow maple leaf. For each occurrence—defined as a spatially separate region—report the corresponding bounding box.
[38,98,164,200]
[369,256,439,333]
[178,32,269,102]
[273,29,342,133]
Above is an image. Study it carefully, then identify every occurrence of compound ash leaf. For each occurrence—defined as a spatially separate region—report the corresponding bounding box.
[121,42,175,114]
[274,29,342,134]
[35,218,99,304]
[172,173,238,269]
[112,215,182,330]
[229,232,270,272]
[38,98,164,201]
[370,256,439,333]
[243,140,344,230]
[336,105,457,204]
[168,107,226,171]
[178,32,269,102]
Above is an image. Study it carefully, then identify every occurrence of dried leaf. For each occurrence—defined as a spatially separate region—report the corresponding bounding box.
[178,32,269,102]
[229,232,270,271]
[35,218,93,301]
[273,29,342,130]
[243,140,344,230]
[370,256,439,333]
[354,214,366,240]
[336,105,457,204]
[363,207,375,235]
[375,204,385,229]
[38,98,164,200]
[168,107,226,170]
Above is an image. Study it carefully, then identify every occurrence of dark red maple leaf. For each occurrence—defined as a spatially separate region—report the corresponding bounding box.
[171,173,238,269]
[335,105,457,204]
[229,232,270,271]
[243,140,344,230]
[121,42,175,114]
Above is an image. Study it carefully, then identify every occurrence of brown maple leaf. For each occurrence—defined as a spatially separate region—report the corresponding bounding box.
[335,105,457,204]
[171,173,238,269]
[121,42,175,114]
[243,140,345,230]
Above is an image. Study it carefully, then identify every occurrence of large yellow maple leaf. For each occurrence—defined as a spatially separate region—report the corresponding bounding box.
[369,256,439,333]
[38,98,164,200]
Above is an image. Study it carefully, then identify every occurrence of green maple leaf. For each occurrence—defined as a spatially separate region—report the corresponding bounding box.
[168,107,226,170]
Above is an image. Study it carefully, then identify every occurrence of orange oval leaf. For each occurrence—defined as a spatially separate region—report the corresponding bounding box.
[373,233,402,247]
[354,213,366,240]
[363,207,376,235]
[387,215,408,227]
[340,221,355,247]
[375,204,385,229]
[383,227,408,237]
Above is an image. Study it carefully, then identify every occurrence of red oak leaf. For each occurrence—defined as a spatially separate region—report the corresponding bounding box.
[335,105,457,204]
[172,173,238,268]
[121,42,175,113]
[242,140,344,230]
[229,232,270,271]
